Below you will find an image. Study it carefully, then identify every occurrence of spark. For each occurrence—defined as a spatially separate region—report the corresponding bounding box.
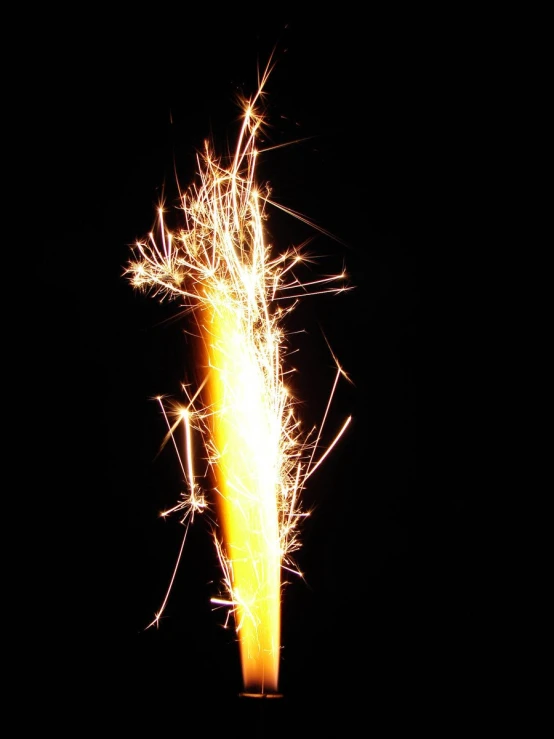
[126,57,351,695]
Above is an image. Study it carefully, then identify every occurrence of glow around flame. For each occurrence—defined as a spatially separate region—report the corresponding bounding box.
[126,59,352,695]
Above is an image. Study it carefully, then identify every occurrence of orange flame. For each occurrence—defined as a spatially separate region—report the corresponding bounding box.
[204,298,281,692]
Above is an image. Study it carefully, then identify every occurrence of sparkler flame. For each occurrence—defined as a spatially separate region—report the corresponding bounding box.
[126,60,351,695]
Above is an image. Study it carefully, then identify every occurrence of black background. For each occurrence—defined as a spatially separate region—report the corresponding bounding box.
[34,11,475,735]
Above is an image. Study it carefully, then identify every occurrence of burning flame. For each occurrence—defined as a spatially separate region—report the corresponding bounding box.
[125,59,351,695]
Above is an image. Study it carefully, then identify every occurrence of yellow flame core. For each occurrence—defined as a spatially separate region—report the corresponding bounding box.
[126,62,351,695]
[205,294,282,692]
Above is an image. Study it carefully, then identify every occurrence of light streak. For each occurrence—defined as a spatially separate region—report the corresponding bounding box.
[125,59,352,696]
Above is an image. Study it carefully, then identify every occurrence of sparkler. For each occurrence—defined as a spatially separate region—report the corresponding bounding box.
[125,59,351,697]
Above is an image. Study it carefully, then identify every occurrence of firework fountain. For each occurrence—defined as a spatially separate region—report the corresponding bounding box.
[126,59,351,697]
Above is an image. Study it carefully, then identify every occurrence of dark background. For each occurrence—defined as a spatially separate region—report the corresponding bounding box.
[34,11,475,735]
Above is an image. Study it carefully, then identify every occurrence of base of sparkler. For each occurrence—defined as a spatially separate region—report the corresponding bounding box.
[239,692,283,699]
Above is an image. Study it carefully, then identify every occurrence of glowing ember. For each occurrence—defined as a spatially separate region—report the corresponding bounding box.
[125,59,351,695]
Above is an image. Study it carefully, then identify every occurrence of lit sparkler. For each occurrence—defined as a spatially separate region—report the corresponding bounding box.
[126,60,351,697]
